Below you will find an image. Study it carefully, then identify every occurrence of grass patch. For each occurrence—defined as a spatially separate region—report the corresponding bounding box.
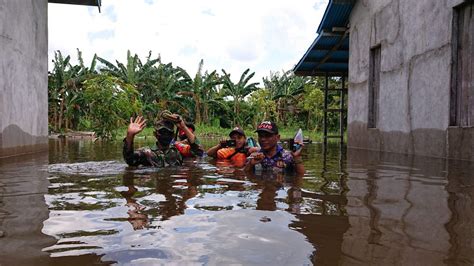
[114,124,346,143]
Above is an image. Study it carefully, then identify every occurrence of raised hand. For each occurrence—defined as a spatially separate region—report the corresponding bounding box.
[219,138,228,147]
[291,143,304,157]
[174,115,186,129]
[247,147,260,154]
[248,152,265,166]
[127,116,147,137]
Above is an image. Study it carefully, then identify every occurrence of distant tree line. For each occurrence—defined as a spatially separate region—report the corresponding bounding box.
[48,49,346,139]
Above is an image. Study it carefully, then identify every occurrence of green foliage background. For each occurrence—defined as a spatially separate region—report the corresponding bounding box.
[48,50,346,140]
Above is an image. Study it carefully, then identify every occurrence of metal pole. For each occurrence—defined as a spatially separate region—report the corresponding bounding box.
[340,76,345,144]
[324,72,328,148]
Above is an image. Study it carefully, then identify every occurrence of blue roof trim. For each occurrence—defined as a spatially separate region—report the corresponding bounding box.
[294,0,355,76]
[316,1,334,34]
[293,34,324,73]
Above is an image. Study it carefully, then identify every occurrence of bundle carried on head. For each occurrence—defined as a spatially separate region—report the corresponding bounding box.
[159,110,182,123]
[153,110,182,135]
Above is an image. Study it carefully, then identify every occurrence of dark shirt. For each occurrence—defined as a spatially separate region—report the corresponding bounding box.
[252,144,296,173]
[123,139,183,167]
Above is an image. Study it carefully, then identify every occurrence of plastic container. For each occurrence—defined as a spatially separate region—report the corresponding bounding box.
[246,137,258,148]
[293,128,303,151]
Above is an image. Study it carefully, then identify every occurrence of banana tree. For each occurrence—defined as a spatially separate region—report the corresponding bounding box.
[201,71,224,123]
[63,49,100,130]
[98,50,163,122]
[146,63,194,119]
[221,69,259,126]
[248,88,277,126]
[97,50,160,89]
[263,70,309,125]
[49,50,82,131]
[176,59,222,124]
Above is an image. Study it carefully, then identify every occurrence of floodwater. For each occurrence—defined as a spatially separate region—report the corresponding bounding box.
[0,138,473,265]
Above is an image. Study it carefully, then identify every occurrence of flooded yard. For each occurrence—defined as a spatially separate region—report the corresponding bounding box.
[0,138,473,265]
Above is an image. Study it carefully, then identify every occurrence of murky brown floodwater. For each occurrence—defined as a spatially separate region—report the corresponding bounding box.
[0,138,473,265]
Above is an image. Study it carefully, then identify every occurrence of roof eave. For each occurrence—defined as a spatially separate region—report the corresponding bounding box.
[48,0,101,12]
[293,34,323,74]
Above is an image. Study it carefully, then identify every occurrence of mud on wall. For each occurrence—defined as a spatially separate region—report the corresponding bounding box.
[347,0,473,160]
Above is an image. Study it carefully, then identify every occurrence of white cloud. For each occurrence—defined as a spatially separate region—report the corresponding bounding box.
[48,0,327,83]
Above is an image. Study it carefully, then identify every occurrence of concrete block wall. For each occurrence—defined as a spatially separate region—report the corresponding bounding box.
[347,0,473,160]
[0,0,48,158]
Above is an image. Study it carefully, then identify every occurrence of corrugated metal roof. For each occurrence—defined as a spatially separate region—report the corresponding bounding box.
[294,0,355,76]
[317,0,356,34]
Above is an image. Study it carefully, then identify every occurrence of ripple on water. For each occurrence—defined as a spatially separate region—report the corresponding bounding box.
[4,139,470,265]
[48,161,128,176]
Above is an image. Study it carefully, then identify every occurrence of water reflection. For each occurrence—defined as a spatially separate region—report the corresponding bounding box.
[342,149,474,265]
[445,159,474,265]
[43,141,315,264]
[0,139,473,265]
[120,174,149,230]
[0,152,57,265]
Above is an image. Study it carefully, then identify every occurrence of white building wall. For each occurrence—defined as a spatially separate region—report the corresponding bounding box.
[0,0,48,158]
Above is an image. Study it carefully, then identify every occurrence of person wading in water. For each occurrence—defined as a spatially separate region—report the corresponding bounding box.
[245,121,305,176]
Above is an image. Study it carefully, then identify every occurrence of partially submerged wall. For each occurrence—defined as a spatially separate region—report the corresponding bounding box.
[341,149,474,264]
[0,0,48,158]
[347,0,473,160]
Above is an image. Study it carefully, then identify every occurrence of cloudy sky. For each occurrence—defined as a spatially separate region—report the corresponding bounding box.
[48,0,327,83]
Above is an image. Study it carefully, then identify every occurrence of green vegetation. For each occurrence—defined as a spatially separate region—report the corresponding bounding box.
[113,124,342,144]
[49,49,346,140]
[83,75,141,139]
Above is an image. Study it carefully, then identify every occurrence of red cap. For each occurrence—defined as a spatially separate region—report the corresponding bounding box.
[255,121,278,134]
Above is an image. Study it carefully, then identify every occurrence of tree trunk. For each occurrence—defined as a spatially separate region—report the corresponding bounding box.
[64,97,70,130]
[277,98,284,124]
[58,89,65,130]
[233,97,238,126]
[307,111,313,130]
[58,97,64,130]
[53,103,58,132]
[276,99,281,123]
[203,103,209,124]
[194,95,201,124]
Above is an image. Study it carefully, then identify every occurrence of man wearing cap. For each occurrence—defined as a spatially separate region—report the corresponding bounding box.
[245,121,305,176]
[207,126,257,164]
[123,116,183,167]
